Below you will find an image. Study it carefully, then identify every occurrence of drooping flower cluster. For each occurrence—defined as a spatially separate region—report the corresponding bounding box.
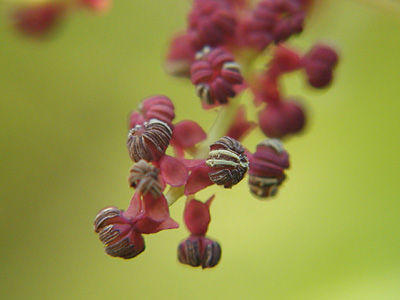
[94,0,339,269]
[8,0,111,38]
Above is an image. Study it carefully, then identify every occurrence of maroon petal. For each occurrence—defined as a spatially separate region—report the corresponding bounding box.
[142,193,170,222]
[135,215,179,234]
[182,158,206,169]
[185,165,214,195]
[159,155,189,187]
[184,199,211,235]
[172,120,207,149]
[124,192,143,219]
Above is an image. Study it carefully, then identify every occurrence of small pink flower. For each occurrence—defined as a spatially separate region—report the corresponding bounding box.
[94,194,178,259]
[12,3,67,37]
[77,0,112,12]
[248,139,289,198]
[191,47,243,109]
[259,100,306,138]
[188,0,237,49]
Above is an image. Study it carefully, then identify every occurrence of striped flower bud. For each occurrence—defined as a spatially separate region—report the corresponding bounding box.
[127,119,172,162]
[248,139,289,198]
[128,160,162,198]
[178,235,221,269]
[206,136,249,188]
[191,47,243,109]
[94,207,145,259]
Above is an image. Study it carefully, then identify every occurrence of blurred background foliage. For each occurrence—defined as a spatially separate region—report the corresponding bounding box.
[1,0,400,299]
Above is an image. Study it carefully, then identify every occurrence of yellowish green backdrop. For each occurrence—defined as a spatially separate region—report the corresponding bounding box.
[1,0,400,299]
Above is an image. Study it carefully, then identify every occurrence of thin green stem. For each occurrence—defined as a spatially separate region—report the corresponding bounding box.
[165,186,185,206]
[194,97,242,159]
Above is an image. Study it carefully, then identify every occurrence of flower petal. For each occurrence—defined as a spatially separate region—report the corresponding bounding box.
[184,165,214,195]
[172,120,207,149]
[160,155,189,187]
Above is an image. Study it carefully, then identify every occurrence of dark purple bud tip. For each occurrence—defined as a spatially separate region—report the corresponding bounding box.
[206,136,249,188]
[177,236,221,269]
[128,160,163,198]
[127,119,172,162]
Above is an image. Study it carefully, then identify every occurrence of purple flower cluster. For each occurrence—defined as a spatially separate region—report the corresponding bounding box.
[94,0,339,269]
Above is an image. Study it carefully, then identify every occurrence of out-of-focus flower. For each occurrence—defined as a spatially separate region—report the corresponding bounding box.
[236,0,305,51]
[258,100,306,138]
[303,44,339,88]
[12,2,67,37]
[77,0,112,12]
[188,0,237,49]
[165,32,196,77]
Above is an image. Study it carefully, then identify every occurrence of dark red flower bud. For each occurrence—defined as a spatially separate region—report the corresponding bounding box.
[178,235,221,269]
[12,3,67,37]
[129,95,175,129]
[248,139,289,198]
[127,119,172,162]
[188,0,237,49]
[191,47,243,109]
[237,0,305,51]
[184,197,214,236]
[259,100,306,138]
[303,44,339,88]
[128,160,163,198]
[94,207,145,259]
[165,32,196,77]
[206,136,249,188]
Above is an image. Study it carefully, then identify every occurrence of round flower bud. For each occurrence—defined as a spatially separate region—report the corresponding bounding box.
[94,207,145,259]
[259,100,306,138]
[191,47,243,109]
[127,119,172,162]
[248,139,289,198]
[178,235,221,269]
[129,95,175,129]
[206,136,249,188]
[128,160,162,198]
[303,44,339,88]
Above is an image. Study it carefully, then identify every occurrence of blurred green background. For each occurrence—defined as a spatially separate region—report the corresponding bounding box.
[1,0,400,299]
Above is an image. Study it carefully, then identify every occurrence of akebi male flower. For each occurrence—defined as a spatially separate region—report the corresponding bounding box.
[94,0,340,269]
[191,47,243,109]
[127,119,172,162]
[178,196,221,269]
[248,139,289,198]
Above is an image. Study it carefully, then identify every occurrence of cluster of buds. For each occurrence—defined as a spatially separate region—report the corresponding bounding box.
[8,0,111,38]
[94,0,339,269]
